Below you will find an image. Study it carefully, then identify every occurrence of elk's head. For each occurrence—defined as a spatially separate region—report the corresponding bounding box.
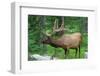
[41,18,67,44]
[42,36,51,44]
[41,31,52,44]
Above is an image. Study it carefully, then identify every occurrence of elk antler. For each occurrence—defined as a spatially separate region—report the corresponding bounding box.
[53,18,66,34]
[53,19,58,32]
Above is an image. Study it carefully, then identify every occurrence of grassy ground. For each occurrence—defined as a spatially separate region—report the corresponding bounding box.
[46,45,85,59]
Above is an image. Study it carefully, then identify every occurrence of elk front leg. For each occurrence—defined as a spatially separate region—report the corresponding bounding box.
[54,48,57,57]
[52,48,57,59]
[64,48,68,59]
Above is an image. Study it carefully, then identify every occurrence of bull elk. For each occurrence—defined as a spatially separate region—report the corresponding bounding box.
[42,19,82,58]
[42,33,82,58]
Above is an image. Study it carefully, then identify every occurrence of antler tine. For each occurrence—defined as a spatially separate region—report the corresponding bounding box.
[56,19,58,29]
[53,19,57,32]
[61,17,64,28]
[53,17,67,34]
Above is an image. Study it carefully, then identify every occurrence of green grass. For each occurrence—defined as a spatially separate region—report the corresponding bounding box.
[46,45,86,59]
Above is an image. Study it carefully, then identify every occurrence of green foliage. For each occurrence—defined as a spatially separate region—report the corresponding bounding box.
[28,15,88,59]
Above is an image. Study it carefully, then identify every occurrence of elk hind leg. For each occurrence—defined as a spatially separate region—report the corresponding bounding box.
[75,48,78,58]
[79,45,80,58]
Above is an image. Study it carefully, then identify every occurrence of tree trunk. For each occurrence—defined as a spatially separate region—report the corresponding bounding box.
[39,16,47,55]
